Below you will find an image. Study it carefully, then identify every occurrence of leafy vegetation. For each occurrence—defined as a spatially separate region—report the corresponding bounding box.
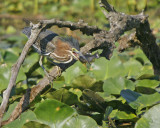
[0,0,160,128]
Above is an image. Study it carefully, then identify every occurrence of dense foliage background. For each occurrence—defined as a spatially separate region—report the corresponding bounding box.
[0,0,160,127]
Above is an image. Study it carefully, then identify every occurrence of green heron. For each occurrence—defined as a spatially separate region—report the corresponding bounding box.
[22,27,89,77]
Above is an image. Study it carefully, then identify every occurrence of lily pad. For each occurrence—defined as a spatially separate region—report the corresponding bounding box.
[62,61,87,84]
[34,99,76,127]
[121,89,160,110]
[3,110,37,128]
[135,104,160,128]
[103,77,135,95]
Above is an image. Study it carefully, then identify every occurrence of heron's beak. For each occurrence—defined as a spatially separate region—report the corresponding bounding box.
[74,51,90,64]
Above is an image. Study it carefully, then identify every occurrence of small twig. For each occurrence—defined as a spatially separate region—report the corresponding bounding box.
[41,19,103,36]
[99,0,116,12]
[0,22,43,127]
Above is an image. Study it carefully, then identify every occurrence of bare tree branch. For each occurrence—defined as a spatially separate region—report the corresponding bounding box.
[0,22,44,127]
[136,19,160,75]
[99,0,116,12]
[2,67,60,126]
[117,32,140,52]
[41,19,103,36]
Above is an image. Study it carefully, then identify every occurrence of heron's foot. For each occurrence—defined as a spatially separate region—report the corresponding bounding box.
[55,66,61,76]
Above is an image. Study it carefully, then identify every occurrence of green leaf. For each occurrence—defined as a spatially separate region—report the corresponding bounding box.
[136,79,160,88]
[34,99,76,127]
[16,67,27,83]
[3,50,19,63]
[135,104,160,128]
[0,64,11,92]
[3,110,37,128]
[124,58,143,78]
[52,77,66,90]
[63,115,99,128]
[23,53,39,73]
[133,48,151,64]
[82,89,106,112]
[121,89,160,109]
[23,121,50,128]
[110,109,136,120]
[69,88,82,100]
[3,102,18,121]
[103,77,135,95]
[89,56,125,81]
[62,61,87,84]
[71,75,97,90]
[6,26,16,34]
[45,88,79,105]
[137,65,154,78]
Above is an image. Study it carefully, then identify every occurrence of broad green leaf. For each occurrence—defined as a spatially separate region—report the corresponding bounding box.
[69,88,82,100]
[103,77,135,95]
[0,64,11,92]
[3,102,18,121]
[3,50,19,63]
[89,56,125,81]
[137,65,154,78]
[71,75,96,90]
[121,89,160,109]
[97,92,117,102]
[63,115,99,128]
[104,106,113,121]
[52,76,66,89]
[6,26,16,34]
[23,53,39,73]
[34,99,76,127]
[16,67,26,83]
[135,104,160,128]
[136,79,160,89]
[3,110,37,128]
[124,58,143,78]
[23,121,50,128]
[45,88,79,105]
[133,48,151,64]
[110,109,136,120]
[62,61,87,84]
[82,89,106,112]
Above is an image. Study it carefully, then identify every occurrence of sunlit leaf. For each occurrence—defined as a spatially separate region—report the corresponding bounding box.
[3,102,18,121]
[45,88,79,105]
[89,56,125,81]
[3,111,37,128]
[136,79,160,89]
[62,61,87,84]
[23,121,50,128]
[110,109,136,120]
[34,99,76,127]
[0,64,11,92]
[124,58,143,78]
[103,77,135,95]
[71,75,97,90]
[121,89,160,109]
[63,115,99,128]
[135,104,160,128]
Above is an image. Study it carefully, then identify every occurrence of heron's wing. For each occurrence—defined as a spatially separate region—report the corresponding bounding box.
[22,27,58,55]
[60,36,80,50]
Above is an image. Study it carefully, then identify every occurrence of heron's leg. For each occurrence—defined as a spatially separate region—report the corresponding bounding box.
[39,56,53,94]
[47,59,62,76]
[39,55,49,78]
